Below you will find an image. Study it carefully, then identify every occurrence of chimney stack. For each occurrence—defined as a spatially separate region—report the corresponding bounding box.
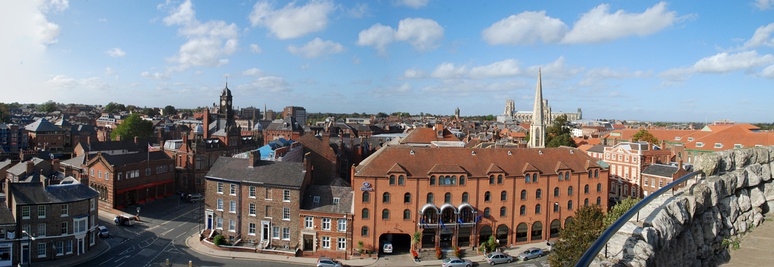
[26,161,34,175]
[248,150,261,168]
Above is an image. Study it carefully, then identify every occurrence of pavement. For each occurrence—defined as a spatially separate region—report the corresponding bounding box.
[724,216,774,266]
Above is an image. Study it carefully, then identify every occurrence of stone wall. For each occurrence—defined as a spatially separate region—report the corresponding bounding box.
[594,146,774,267]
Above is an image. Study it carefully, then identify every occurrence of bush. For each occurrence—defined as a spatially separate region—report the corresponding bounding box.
[436,247,443,259]
[213,234,225,246]
[453,246,460,257]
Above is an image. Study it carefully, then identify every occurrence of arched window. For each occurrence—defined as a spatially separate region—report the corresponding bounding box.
[568,200,573,211]
[500,207,507,217]
[525,173,531,183]
[535,204,541,214]
[362,208,369,219]
[444,193,452,203]
[484,208,491,217]
[534,174,538,183]
[382,192,390,203]
[536,189,542,199]
[500,191,507,201]
[520,205,526,215]
[554,187,560,197]
[389,175,395,185]
[497,175,503,184]
[460,175,466,185]
[595,169,599,178]
[382,209,390,220]
[362,191,370,203]
[485,191,491,202]
[596,197,601,206]
[584,198,589,206]
[403,209,411,220]
[520,190,527,200]
[558,172,563,181]
[489,175,495,184]
[597,183,602,192]
[588,171,592,178]
[568,186,573,196]
[427,193,434,203]
[462,192,469,203]
[404,193,411,203]
[361,226,369,236]
[565,172,570,181]
[398,175,405,185]
[430,176,436,185]
[584,184,589,194]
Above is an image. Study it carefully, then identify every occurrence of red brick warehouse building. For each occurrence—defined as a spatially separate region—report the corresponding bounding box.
[351,145,609,254]
[86,150,175,209]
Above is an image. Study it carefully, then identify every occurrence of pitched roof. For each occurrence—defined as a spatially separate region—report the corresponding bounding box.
[96,151,171,167]
[80,140,144,153]
[641,164,679,177]
[25,118,63,132]
[205,157,306,188]
[300,185,353,214]
[11,182,98,205]
[399,128,460,144]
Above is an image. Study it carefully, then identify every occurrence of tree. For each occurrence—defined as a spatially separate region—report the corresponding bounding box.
[631,129,658,144]
[484,114,495,121]
[38,100,57,113]
[376,112,388,118]
[0,103,9,123]
[546,114,576,147]
[110,113,153,141]
[548,204,605,267]
[104,102,126,113]
[163,105,177,116]
[603,197,640,227]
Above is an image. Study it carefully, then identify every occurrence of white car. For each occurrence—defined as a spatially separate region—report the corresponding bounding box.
[383,242,393,254]
[98,225,110,238]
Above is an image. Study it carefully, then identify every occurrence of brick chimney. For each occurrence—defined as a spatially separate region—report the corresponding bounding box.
[26,161,34,175]
[248,150,261,168]
[203,108,210,138]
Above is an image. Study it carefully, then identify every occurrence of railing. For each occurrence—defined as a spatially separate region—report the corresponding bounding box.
[576,170,703,267]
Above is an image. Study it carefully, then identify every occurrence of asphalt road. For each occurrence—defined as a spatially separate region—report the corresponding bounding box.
[76,197,304,267]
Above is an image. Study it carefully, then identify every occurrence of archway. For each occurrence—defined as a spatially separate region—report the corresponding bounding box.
[496,224,509,246]
[516,223,528,243]
[565,216,574,227]
[421,229,436,248]
[531,221,543,241]
[479,225,493,245]
[550,219,561,238]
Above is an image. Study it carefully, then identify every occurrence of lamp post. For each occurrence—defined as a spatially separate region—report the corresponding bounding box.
[21,230,35,266]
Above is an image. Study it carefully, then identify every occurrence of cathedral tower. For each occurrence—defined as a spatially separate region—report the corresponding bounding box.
[529,69,546,148]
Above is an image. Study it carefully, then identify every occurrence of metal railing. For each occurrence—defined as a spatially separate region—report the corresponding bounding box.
[576,170,703,266]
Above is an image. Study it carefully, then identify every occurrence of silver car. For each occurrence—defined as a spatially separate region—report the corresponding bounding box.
[486,252,513,265]
[316,257,342,267]
[442,257,473,267]
[517,247,544,261]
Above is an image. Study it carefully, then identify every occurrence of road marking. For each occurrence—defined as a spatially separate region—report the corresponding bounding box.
[119,245,135,255]
[116,261,125,267]
[100,256,116,265]
[114,255,130,263]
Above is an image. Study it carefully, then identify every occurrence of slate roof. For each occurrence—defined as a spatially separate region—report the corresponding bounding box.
[61,155,86,169]
[99,151,171,167]
[6,158,51,176]
[11,182,98,205]
[205,157,306,188]
[24,118,64,132]
[0,202,14,225]
[80,140,145,153]
[0,159,14,170]
[300,185,353,214]
[642,164,679,177]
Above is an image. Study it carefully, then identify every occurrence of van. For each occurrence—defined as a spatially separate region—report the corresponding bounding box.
[187,193,204,203]
[383,242,393,254]
[115,214,136,226]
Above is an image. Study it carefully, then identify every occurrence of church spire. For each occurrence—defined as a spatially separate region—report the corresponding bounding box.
[529,68,545,148]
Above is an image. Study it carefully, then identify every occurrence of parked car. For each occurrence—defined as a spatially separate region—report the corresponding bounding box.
[486,251,513,265]
[442,257,473,267]
[316,257,342,267]
[382,242,393,254]
[97,225,110,238]
[187,193,204,203]
[114,214,136,226]
[517,247,544,261]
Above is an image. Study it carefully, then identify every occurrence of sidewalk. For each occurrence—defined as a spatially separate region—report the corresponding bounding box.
[186,233,552,266]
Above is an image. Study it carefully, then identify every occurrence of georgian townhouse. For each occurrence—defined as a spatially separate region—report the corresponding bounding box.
[603,142,671,200]
[5,176,99,266]
[86,151,174,209]
[640,163,691,196]
[203,151,311,253]
[352,145,608,256]
[299,185,353,259]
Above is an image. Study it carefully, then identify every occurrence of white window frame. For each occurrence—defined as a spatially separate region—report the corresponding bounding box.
[37,223,46,237]
[22,206,30,219]
[283,207,290,220]
[38,205,46,218]
[337,237,346,250]
[249,203,256,216]
[74,217,87,234]
[37,243,46,258]
[282,228,290,240]
[272,226,280,239]
[321,236,330,249]
[249,186,256,198]
[229,184,237,195]
[228,219,236,232]
[217,182,223,194]
[229,201,236,213]
[305,216,313,229]
[61,204,69,217]
[217,199,223,211]
[248,223,256,236]
[321,218,331,231]
[283,190,291,202]
[216,217,223,229]
[338,219,346,232]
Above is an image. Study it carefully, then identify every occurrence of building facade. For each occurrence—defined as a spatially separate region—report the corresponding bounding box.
[602,142,671,200]
[298,185,354,259]
[86,151,175,209]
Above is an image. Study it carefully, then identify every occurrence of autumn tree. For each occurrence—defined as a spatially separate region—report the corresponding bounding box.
[548,204,605,267]
[546,114,577,147]
[110,113,153,141]
[631,129,658,144]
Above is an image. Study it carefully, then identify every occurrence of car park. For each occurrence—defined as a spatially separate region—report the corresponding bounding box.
[97,225,110,237]
[517,247,544,261]
[486,251,513,265]
[316,257,342,267]
[442,257,473,267]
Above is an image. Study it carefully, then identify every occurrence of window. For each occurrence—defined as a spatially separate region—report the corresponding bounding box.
[322,236,331,248]
[283,208,290,220]
[361,226,369,236]
[216,217,223,229]
[90,199,95,211]
[554,203,560,212]
[229,219,236,232]
[568,200,573,211]
[333,198,340,205]
[362,208,369,219]
[265,188,272,200]
[459,175,466,185]
[565,172,570,181]
[305,216,313,228]
[382,192,390,203]
[558,172,562,181]
[37,243,46,258]
[520,190,527,200]
[61,222,68,235]
[338,219,347,232]
[389,175,396,185]
[22,206,30,219]
[462,192,469,203]
[500,191,507,201]
[404,193,411,203]
[38,223,46,237]
[382,209,390,220]
[594,170,599,178]
[56,241,63,255]
[398,175,405,185]
[229,201,236,213]
[597,197,601,206]
[734,144,743,149]
[313,196,320,204]
[714,143,723,148]
[597,183,602,192]
[497,175,503,184]
[584,185,589,194]
[500,207,507,217]
[440,175,456,185]
[265,206,271,218]
[568,186,573,196]
[282,228,290,240]
[525,173,531,183]
[249,204,256,216]
[588,171,592,178]
[338,237,346,250]
[444,193,452,203]
[321,218,331,230]
[584,198,589,206]
[217,182,223,194]
[489,175,495,184]
[484,208,490,217]
[145,167,151,176]
[283,190,291,201]
[534,174,538,183]
[554,187,560,197]
[217,199,223,210]
[362,191,370,203]
[427,193,434,203]
[272,226,280,239]
[536,189,542,199]
[659,180,664,188]
[229,184,237,195]
[696,142,704,147]
[430,176,436,185]
[66,240,72,254]
[535,204,541,214]
[484,191,491,202]
[249,186,256,198]
[38,205,46,218]
[403,209,411,220]
[520,205,526,215]
[248,223,256,235]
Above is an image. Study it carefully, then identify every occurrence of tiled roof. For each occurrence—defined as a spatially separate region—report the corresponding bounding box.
[24,118,63,132]
[642,164,679,177]
[205,157,306,188]
[11,182,98,205]
[80,140,144,153]
[682,124,774,151]
[97,151,172,167]
[399,128,460,144]
[0,202,14,224]
[296,134,337,162]
[300,185,353,214]
[355,145,599,178]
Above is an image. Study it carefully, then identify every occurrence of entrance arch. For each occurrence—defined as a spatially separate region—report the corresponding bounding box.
[496,224,509,246]
[550,219,561,238]
[565,216,574,227]
[516,223,528,243]
[479,225,493,245]
[421,229,436,248]
[531,221,543,241]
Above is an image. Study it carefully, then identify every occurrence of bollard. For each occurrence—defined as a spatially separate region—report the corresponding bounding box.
[189,260,193,267]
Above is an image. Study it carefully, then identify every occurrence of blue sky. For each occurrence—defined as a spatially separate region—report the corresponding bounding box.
[3,0,774,122]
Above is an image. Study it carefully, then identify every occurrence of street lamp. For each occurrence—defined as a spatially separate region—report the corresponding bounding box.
[21,230,35,266]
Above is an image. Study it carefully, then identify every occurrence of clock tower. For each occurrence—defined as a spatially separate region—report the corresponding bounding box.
[219,83,233,124]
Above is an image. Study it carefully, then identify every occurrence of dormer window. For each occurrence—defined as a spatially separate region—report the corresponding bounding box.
[734,144,743,149]
[696,142,704,147]
[714,143,723,148]
[688,137,694,142]
[313,196,320,204]
[333,198,340,205]
[675,137,681,141]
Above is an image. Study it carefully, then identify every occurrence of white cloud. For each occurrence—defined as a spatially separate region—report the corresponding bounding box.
[658,67,694,83]
[249,0,334,40]
[287,38,344,58]
[482,11,567,45]
[348,3,369,18]
[403,68,426,79]
[431,63,467,79]
[562,2,678,44]
[743,23,774,49]
[162,0,239,72]
[762,64,774,78]
[106,47,126,57]
[469,59,522,78]
[395,0,429,9]
[755,0,773,10]
[579,67,651,86]
[250,43,262,53]
[525,57,583,80]
[48,75,109,91]
[357,18,443,52]
[242,68,263,76]
[41,0,69,13]
[140,71,170,80]
[237,76,291,93]
[693,51,774,73]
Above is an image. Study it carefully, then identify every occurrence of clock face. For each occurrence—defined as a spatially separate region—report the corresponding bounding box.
[227,100,231,105]
[221,100,226,105]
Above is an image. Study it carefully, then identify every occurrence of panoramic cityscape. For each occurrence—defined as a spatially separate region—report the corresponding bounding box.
[2,1,774,267]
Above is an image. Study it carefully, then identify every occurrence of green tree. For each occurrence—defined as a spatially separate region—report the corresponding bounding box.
[548,204,605,267]
[376,112,388,118]
[163,105,177,116]
[38,100,57,113]
[631,129,658,144]
[603,197,640,227]
[110,113,153,141]
[484,114,495,121]
[141,107,160,117]
[0,103,9,123]
[546,114,577,147]
[104,102,126,113]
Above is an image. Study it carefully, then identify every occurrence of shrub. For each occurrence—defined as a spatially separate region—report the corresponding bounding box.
[213,234,225,246]
[436,246,443,259]
[453,246,460,257]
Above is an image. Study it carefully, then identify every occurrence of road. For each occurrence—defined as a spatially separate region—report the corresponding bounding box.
[76,196,303,267]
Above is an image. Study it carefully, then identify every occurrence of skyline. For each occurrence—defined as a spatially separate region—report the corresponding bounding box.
[2,0,774,122]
